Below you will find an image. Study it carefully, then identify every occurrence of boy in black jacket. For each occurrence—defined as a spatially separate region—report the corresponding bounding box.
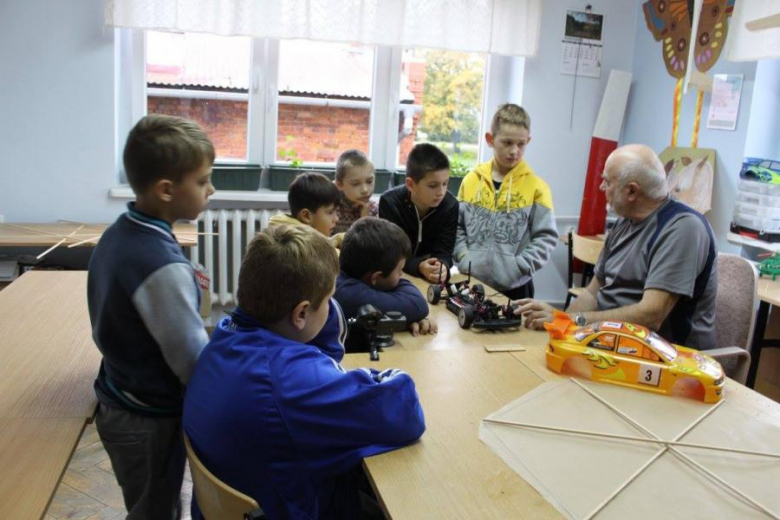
[379,143,459,283]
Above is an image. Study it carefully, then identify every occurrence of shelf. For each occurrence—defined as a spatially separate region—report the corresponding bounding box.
[727,232,780,252]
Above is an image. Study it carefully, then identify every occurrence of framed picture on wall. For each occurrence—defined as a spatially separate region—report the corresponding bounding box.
[565,9,604,42]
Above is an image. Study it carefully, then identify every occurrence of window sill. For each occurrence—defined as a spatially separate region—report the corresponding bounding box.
[108,187,289,203]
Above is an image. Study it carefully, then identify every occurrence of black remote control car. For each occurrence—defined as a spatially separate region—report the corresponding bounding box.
[427,264,521,330]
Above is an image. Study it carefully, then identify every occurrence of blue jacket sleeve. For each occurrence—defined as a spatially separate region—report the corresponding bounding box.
[335,278,429,323]
[307,298,347,362]
[271,349,426,479]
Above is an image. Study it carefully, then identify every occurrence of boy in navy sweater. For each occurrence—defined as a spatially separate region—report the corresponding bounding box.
[335,217,436,336]
[184,224,425,519]
[87,115,214,518]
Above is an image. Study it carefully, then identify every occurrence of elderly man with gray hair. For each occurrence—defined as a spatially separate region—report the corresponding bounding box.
[517,144,717,351]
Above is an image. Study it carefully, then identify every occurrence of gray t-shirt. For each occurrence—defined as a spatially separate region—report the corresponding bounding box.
[595,198,717,350]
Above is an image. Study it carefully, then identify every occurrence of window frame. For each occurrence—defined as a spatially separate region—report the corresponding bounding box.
[117,28,519,186]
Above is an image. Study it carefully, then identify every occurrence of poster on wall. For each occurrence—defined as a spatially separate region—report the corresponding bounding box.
[659,147,716,214]
[561,9,604,78]
[707,74,743,131]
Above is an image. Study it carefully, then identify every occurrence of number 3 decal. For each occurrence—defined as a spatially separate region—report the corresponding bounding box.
[639,363,661,386]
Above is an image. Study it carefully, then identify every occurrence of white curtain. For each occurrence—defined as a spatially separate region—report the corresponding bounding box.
[105,0,543,57]
[727,0,780,61]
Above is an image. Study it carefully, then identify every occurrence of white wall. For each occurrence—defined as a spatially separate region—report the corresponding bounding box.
[0,0,125,223]
[519,0,640,302]
[744,59,780,160]
[2,0,765,300]
[622,5,757,255]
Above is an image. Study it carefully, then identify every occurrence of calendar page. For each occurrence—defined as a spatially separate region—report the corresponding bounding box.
[561,9,603,78]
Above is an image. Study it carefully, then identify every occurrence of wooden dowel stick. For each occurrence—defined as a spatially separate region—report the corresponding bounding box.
[570,378,721,440]
[667,449,780,519]
[482,418,780,459]
[36,225,83,260]
[584,446,668,520]
[67,235,101,248]
[1,223,67,238]
[36,238,68,260]
[573,379,777,518]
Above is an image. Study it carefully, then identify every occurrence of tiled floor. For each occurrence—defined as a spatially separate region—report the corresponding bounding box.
[45,424,193,520]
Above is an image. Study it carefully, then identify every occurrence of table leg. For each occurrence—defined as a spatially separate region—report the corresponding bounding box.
[747,301,770,388]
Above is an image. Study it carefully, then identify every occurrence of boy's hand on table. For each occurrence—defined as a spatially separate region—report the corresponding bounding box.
[409,316,438,336]
[419,258,448,283]
[512,298,556,330]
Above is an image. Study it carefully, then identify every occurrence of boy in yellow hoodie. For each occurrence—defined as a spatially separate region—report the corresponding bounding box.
[454,104,558,299]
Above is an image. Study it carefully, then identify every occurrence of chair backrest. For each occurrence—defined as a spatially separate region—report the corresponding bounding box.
[571,232,604,265]
[714,253,759,351]
[184,433,262,519]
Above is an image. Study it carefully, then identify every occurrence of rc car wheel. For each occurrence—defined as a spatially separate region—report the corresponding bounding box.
[427,284,442,304]
[458,305,475,329]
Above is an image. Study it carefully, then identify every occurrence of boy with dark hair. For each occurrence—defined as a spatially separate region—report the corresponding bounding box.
[184,224,425,519]
[270,171,342,244]
[88,114,214,518]
[455,103,558,299]
[335,217,436,336]
[379,143,459,283]
[333,149,378,234]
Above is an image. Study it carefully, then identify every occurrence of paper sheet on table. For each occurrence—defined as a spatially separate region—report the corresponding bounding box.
[480,380,780,519]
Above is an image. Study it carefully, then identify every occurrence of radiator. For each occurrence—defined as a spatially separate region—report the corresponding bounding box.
[189,209,284,307]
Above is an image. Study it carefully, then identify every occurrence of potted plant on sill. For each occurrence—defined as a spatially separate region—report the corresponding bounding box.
[447,156,470,195]
[211,164,263,191]
[269,137,306,191]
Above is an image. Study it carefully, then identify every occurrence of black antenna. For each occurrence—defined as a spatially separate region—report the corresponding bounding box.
[467,261,471,285]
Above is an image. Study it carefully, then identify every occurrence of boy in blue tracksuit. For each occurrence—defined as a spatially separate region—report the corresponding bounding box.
[335,217,436,336]
[88,115,214,519]
[183,224,426,519]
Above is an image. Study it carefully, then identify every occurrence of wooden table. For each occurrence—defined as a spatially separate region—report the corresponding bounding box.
[346,275,780,519]
[343,276,558,519]
[748,276,780,387]
[0,271,101,519]
[343,349,560,519]
[377,276,549,353]
[0,221,198,248]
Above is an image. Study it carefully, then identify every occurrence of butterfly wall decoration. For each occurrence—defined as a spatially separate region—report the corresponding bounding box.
[643,0,736,77]
[642,0,736,148]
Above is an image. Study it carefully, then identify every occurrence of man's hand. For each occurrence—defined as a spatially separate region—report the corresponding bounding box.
[419,258,448,283]
[513,298,557,330]
[409,316,438,336]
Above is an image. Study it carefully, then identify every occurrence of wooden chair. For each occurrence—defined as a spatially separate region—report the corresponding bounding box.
[707,253,758,384]
[183,433,265,520]
[565,230,605,309]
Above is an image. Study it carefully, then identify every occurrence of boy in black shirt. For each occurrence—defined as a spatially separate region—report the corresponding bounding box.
[378,144,458,283]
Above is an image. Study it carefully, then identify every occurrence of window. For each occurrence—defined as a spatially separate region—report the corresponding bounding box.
[146,31,251,161]
[647,333,677,362]
[119,29,508,186]
[616,337,644,358]
[397,48,487,172]
[588,333,616,352]
[276,41,374,165]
